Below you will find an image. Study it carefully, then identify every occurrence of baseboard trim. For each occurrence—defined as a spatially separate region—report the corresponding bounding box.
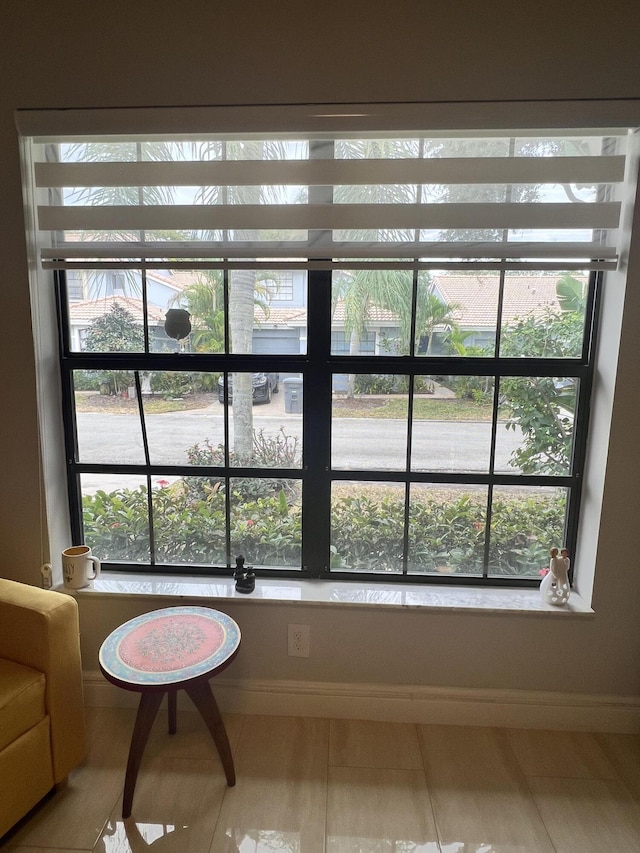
[82,672,640,733]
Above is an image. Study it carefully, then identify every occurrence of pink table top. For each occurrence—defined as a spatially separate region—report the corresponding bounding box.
[99,606,241,689]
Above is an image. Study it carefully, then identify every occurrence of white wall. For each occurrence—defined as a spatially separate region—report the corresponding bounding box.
[2,0,640,701]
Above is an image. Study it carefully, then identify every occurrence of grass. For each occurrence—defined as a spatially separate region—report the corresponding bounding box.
[76,390,495,422]
[333,396,494,421]
[75,391,213,415]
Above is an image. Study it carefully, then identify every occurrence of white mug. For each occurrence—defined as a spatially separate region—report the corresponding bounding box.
[62,545,100,589]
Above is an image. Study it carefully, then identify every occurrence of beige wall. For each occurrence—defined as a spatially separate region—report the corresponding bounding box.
[2,0,640,696]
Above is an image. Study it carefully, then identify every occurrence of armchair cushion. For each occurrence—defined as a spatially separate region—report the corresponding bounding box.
[0,659,45,752]
[0,579,85,839]
[0,579,86,782]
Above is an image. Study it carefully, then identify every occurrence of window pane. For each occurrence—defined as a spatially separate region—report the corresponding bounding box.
[153,477,227,566]
[408,484,487,576]
[75,371,146,464]
[417,272,499,357]
[229,270,307,356]
[81,474,150,563]
[499,272,587,359]
[331,330,376,356]
[489,486,568,578]
[332,375,408,471]
[230,477,302,568]
[495,377,577,475]
[331,270,412,357]
[331,482,405,574]
[138,371,225,465]
[67,268,309,357]
[67,277,147,354]
[411,375,494,473]
[219,372,302,469]
[263,271,294,301]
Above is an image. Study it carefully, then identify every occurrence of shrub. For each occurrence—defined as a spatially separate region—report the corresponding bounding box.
[149,371,221,396]
[82,484,302,567]
[83,482,564,577]
[352,375,435,396]
[185,429,301,504]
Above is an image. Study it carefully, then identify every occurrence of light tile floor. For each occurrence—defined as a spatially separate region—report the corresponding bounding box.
[3,707,640,852]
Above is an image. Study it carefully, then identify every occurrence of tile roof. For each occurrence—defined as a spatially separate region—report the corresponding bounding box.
[433,274,586,328]
[67,275,586,332]
[331,301,399,325]
[68,295,166,324]
[256,306,308,325]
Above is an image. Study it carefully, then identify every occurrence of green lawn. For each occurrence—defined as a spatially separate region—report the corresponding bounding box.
[76,390,495,422]
[333,396,494,421]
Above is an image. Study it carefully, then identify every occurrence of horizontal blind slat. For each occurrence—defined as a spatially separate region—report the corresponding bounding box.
[38,201,621,231]
[41,241,616,261]
[41,259,617,272]
[34,156,626,187]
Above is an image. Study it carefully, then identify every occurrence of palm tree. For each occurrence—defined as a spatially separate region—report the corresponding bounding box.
[333,139,461,391]
[415,284,462,355]
[190,139,294,461]
[172,272,225,353]
[64,140,180,300]
[69,138,290,461]
[556,273,587,314]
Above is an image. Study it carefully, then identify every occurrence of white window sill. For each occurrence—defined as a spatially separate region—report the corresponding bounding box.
[68,572,594,617]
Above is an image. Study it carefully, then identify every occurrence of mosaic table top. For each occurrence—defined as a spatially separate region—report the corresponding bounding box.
[99,605,241,689]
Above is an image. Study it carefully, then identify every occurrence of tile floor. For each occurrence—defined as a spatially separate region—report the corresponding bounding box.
[3,707,640,852]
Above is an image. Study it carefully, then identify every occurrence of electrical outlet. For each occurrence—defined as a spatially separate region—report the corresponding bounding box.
[288,623,311,658]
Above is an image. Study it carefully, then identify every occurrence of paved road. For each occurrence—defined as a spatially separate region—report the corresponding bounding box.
[77,403,523,492]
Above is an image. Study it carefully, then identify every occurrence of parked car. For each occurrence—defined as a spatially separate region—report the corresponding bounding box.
[217,372,279,404]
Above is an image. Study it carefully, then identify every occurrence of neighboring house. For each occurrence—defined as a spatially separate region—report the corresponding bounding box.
[66,269,187,352]
[330,300,400,356]
[67,268,583,358]
[67,294,167,351]
[432,274,582,351]
[67,268,311,354]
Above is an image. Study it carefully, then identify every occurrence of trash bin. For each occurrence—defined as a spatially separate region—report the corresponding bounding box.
[283,377,303,414]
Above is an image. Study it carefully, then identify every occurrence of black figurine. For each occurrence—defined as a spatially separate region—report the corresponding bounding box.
[233,554,255,594]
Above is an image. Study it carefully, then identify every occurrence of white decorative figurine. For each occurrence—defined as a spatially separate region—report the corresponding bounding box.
[540,547,571,606]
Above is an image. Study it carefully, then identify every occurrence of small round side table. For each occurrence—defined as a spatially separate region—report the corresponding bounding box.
[99,605,241,818]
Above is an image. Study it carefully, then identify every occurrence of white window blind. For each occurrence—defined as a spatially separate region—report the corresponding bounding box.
[22,108,631,273]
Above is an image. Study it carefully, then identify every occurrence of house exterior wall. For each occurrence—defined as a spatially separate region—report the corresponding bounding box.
[2,0,640,700]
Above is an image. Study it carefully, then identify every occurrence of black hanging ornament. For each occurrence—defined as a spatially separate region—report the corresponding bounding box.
[164,308,192,340]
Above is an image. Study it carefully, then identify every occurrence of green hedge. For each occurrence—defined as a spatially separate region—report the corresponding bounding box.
[83,484,563,577]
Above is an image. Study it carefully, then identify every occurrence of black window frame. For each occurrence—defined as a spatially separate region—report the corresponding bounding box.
[57,263,599,588]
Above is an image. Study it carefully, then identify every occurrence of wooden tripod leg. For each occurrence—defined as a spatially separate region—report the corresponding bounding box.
[122,691,164,818]
[185,680,236,786]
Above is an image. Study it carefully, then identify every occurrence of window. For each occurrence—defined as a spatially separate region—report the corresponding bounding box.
[331,330,376,355]
[23,107,633,586]
[264,271,294,301]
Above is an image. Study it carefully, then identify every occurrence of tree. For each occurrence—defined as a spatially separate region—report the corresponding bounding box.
[423,136,541,243]
[83,302,144,395]
[415,285,462,355]
[500,279,585,474]
[338,268,461,395]
[556,273,587,314]
[172,272,225,354]
[68,138,282,461]
[333,139,462,395]
[190,139,292,461]
[65,140,180,300]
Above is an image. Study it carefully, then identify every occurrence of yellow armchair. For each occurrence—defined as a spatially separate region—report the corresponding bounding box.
[0,579,86,839]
